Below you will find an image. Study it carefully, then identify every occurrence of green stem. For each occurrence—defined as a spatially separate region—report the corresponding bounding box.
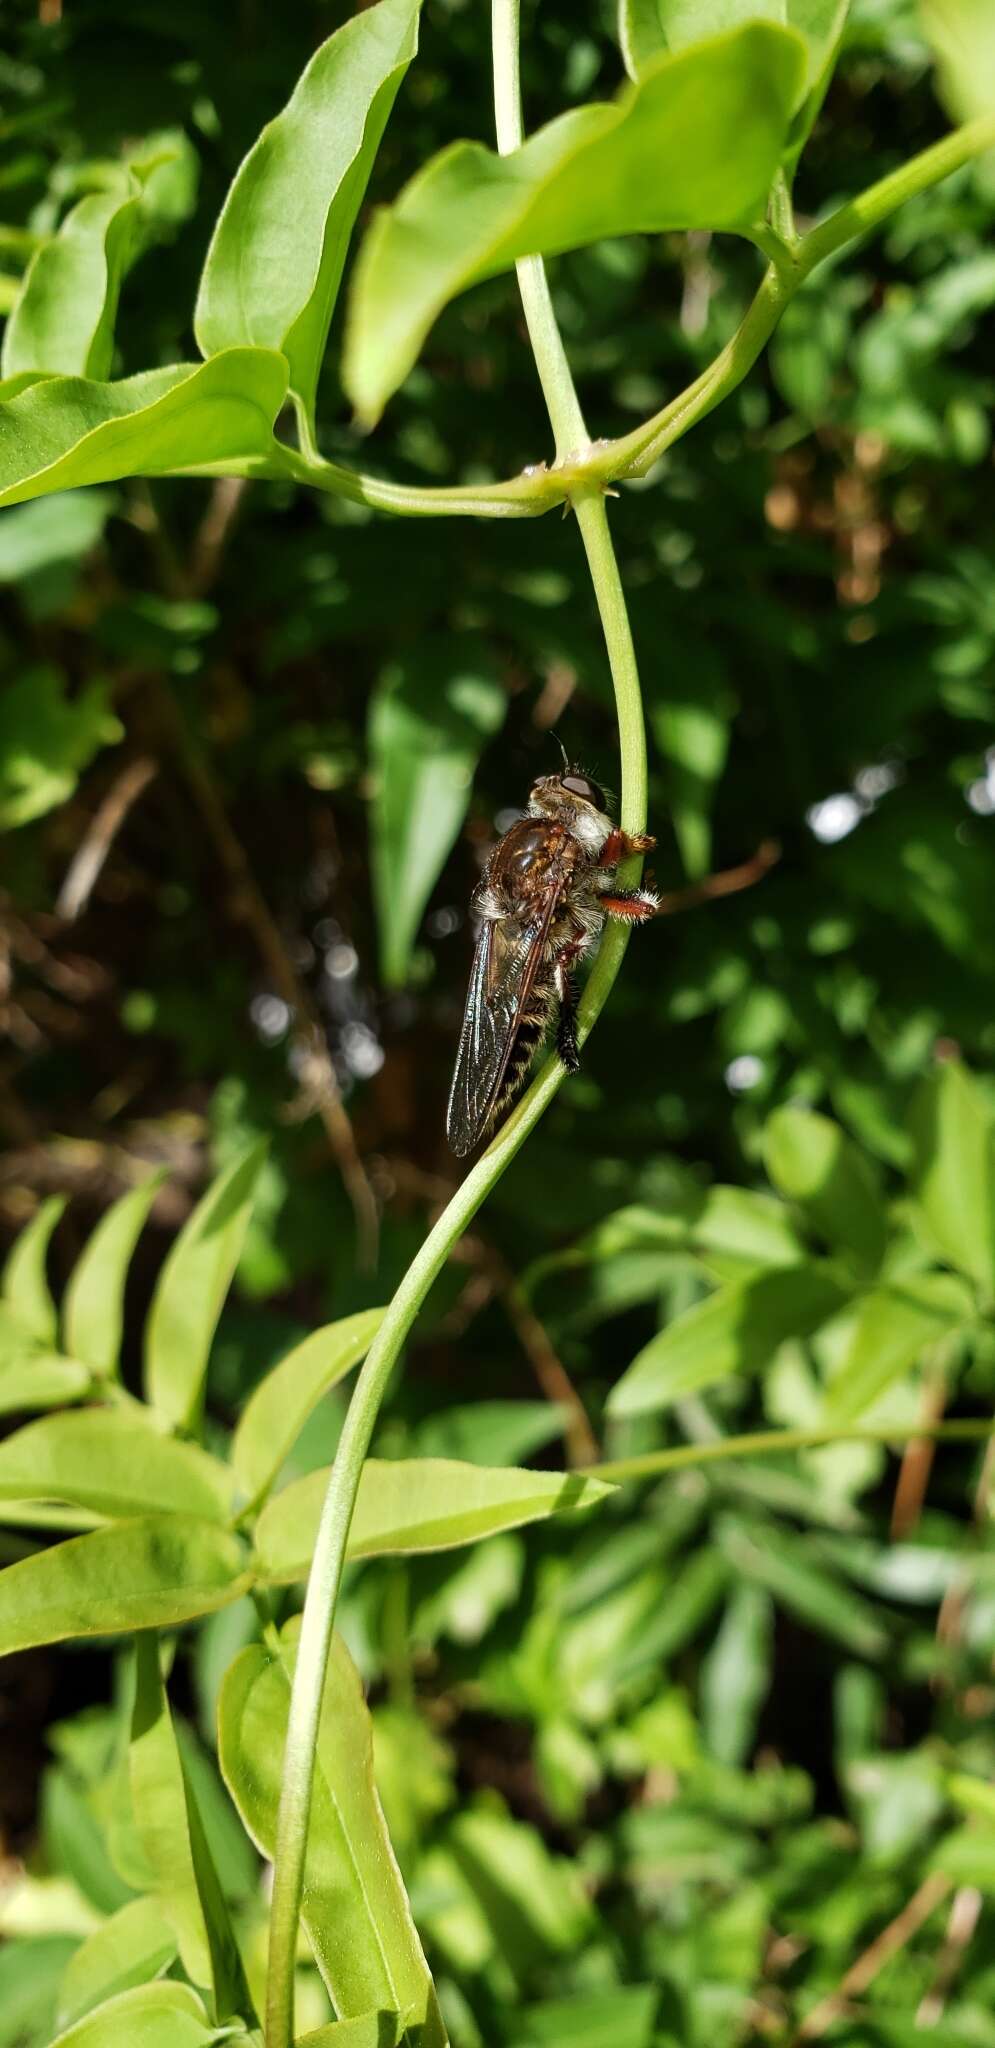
[264,10,646,2046]
[588,1417,995,1485]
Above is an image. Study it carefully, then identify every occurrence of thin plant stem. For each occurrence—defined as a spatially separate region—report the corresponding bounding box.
[264,8,647,2042]
[587,1417,995,1485]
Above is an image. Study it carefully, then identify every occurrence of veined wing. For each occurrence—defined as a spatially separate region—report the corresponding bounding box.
[446,894,560,1158]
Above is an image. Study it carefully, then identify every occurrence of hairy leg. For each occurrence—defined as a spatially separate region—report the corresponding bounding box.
[600,886,659,922]
[601,826,656,866]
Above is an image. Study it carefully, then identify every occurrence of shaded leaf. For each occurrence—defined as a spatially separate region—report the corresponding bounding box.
[716,1514,888,1657]
[764,1105,887,1271]
[195,0,421,431]
[370,639,506,986]
[144,1140,266,1432]
[232,1308,384,1509]
[343,25,806,422]
[0,669,121,831]
[607,1264,846,1417]
[63,1174,165,1378]
[0,1409,234,1522]
[0,1514,250,1654]
[0,350,288,511]
[2,184,141,380]
[218,1618,445,2038]
[254,1458,613,1583]
[56,1897,177,2030]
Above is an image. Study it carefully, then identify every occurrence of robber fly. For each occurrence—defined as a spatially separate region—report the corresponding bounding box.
[446,765,657,1157]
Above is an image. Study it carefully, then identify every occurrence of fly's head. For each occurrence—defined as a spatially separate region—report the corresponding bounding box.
[528,769,611,851]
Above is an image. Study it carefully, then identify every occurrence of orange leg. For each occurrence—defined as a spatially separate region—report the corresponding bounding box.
[601,826,656,866]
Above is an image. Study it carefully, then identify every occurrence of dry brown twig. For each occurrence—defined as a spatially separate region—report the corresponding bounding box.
[790,1872,952,2043]
[55,757,159,922]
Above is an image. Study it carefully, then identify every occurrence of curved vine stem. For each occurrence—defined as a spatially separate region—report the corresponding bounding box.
[264,6,648,2043]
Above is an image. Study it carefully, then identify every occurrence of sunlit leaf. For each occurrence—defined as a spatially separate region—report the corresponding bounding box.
[56,1897,177,2030]
[63,1174,165,1378]
[130,1635,254,2021]
[0,1515,250,1654]
[922,0,995,120]
[343,25,806,422]
[144,1141,266,1432]
[254,1457,613,1583]
[823,1275,970,1423]
[0,1356,91,1419]
[618,0,848,162]
[607,1264,846,1417]
[232,1308,384,1509]
[195,0,421,431]
[0,351,288,511]
[0,1409,234,1522]
[218,1618,445,2038]
[48,1981,215,2048]
[1,1194,66,1344]
[2,184,142,380]
[909,1059,995,1296]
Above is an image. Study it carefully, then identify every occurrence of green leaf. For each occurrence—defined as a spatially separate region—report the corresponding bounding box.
[0,1356,92,1418]
[218,1618,446,2038]
[607,1264,846,1418]
[507,1985,658,2048]
[144,1141,266,1432]
[0,1410,235,1522]
[411,1400,570,1465]
[231,1308,385,1509]
[0,668,122,831]
[716,1514,888,1657]
[195,0,421,432]
[297,2022,403,2048]
[922,0,995,120]
[0,1514,250,1653]
[651,669,732,882]
[822,1277,969,1424]
[2,184,141,380]
[0,1936,77,2048]
[56,1897,177,2030]
[48,1981,215,2048]
[130,1635,254,2021]
[764,1105,887,1271]
[0,350,288,511]
[701,1583,773,1767]
[343,24,806,423]
[909,1060,995,1297]
[254,1458,613,1583]
[0,490,114,583]
[63,1174,165,1377]
[1,1194,66,1343]
[618,0,848,161]
[369,639,506,986]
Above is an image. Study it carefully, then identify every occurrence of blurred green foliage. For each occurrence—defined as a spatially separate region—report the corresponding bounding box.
[2,0,995,2043]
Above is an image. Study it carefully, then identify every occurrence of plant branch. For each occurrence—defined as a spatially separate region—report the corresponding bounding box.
[264,8,649,2043]
[587,1417,995,1484]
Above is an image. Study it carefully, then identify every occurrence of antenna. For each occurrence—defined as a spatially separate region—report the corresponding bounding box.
[549,729,570,772]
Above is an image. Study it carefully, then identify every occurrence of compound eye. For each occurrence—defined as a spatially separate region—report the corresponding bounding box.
[561,772,605,810]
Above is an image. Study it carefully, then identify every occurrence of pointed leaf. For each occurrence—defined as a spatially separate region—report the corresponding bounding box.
[910,1061,995,1297]
[0,1514,250,1654]
[63,1174,165,1378]
[2,1194,66,1344]
[2,184,141,380]
[716,1515,888,1657]
[232,1308,384,1509]
[0,1410,235,1521]
[297,2020,403,2048]
[0,350,288,511]
[56,1897,177,2030]
[48,1981,215,2048]
[0,1355,91,1418]
[144,1141,266,1431]
[370,639,507,986]
[195,0,421,430]
[764,1105,887,1271]
[607,1265,846,1418]
[218,1618,445,2038]
[130,1636,254,2021]
[343,25,806,422]
[254,1458,614,1583]
[619,0,848,160]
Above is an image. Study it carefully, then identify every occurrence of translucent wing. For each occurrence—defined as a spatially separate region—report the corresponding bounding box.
[446,901,558,1158]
